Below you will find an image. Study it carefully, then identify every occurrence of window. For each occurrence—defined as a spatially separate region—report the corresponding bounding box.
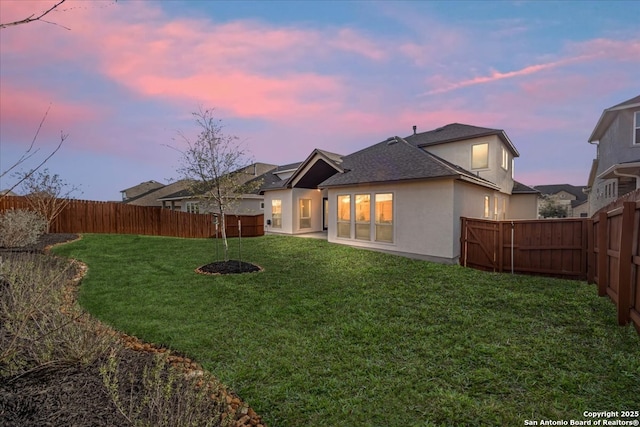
[494,196,499,219]
[260,202,265,210]
[375,193,393,243]
[337,195,351,238]
[299,199,311,229]
[186,201,199,214]
[483,196,490,218]
[635,111,640,145]
[271,199,282,228]
[355,194,370,240]
[472,143,489,169]
[501,147,509,170]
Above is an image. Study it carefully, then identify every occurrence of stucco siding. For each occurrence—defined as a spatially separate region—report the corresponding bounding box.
[509,194,539,219]
[424,135,514,193]
[327,180,457,261]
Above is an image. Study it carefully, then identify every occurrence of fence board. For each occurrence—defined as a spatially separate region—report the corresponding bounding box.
[0,196,264,239]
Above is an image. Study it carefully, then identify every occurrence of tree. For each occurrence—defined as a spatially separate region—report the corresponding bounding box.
[539,197,568,219]
[175,108,258,261]
[13,168,80,233]
[0,106,67,202]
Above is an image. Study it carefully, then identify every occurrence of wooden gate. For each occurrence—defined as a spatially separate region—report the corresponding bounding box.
[460,217,591,280]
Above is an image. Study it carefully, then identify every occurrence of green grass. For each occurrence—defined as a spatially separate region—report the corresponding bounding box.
[53,234,640,426]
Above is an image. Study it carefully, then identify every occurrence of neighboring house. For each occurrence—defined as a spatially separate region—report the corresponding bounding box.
[120,179,191,208]
[0,189,18,197]
[158,163,278,215]
[534,184,589,218]
[586,94,640,215]
[262,123,538,263]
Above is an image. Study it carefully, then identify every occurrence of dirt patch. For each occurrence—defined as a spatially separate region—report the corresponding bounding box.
[197,260,263,275]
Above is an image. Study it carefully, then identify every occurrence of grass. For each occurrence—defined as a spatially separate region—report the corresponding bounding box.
[52,234,640,426]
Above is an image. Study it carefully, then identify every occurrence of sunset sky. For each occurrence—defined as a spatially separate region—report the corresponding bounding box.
[1,0,638,201]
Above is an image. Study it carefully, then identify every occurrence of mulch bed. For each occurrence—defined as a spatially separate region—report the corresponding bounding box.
[197,260,263,275]
[0,234,266,427]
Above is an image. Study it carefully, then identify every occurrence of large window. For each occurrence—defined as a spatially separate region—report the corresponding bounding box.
[375,193,393,242]
[355,194,370,240]
[186,201,200,214]
[635,111,640,145]
[299,199,311,229]
[472,143,489,169]
[271,199,282,228]
[337,195,351,238]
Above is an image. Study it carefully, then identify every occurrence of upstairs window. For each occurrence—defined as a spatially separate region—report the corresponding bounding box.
[472,143,489,169]
[501,147,509,170]
[635,111,640,145]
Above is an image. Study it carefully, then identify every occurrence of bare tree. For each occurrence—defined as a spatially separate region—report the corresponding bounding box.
[0,106,67,202]
[13,168,80,233]
[175,108,258,261]
[0,0,69,30]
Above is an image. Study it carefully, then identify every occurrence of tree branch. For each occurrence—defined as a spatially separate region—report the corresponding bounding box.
[0,0,69,30]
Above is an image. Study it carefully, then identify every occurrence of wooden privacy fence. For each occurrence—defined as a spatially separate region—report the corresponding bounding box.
[460,217,590,280]
[0,196,264,238]
[592,200,640,332]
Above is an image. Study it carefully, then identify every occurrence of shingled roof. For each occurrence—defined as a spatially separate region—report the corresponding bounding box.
[405,123,520,157]
[319,136,499,190]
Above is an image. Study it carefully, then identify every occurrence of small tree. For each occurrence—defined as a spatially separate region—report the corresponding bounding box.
[539,197,568,218]
[14,168,80,233]
[175,108,258,261]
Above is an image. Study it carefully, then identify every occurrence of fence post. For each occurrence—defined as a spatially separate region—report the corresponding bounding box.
[586,218,595,284]
[597,211,608,297]
[616,202,634,325]
[460,217,467,267]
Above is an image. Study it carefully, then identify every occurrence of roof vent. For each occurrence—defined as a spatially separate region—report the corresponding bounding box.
[412,125,417,135]
[386,136,398,145]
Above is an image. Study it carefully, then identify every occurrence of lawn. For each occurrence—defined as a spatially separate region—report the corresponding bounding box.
[52,234,640,426]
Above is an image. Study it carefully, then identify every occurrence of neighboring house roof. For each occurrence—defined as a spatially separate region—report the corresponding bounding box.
[534,184,587,201]
[120,180,164,194]
[319,136,500,190]
[0,189,18,196]
[511,181,539,194]
[159,163,278,201]
[405,123,520,157]
[588,94,640,143]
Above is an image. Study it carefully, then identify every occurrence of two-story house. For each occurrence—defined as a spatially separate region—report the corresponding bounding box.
[586,95,640,215]
[261,123,538,263]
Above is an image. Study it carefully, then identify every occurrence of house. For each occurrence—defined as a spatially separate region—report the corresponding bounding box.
[262,123,538,263]
[157,163,278,215]
[534,184,589,218]
[586,94,640,215]
[120,179,191,208]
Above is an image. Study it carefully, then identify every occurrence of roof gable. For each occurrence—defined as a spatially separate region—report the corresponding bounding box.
[589,94,640,142]
[284,149,343,189]
[405,123,520,157]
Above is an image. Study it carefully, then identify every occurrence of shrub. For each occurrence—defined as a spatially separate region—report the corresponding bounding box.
[0,253,116,376]
[0,209,47,248]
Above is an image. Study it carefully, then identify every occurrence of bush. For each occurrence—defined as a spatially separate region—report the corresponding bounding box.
[0,209,47,248]
[0,253,116,376]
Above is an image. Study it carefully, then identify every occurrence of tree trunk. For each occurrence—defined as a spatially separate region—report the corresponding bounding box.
[220,210,229,261]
